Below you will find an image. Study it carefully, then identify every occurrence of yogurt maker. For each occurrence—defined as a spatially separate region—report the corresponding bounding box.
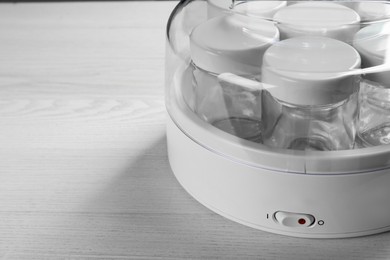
[165,0,390,238]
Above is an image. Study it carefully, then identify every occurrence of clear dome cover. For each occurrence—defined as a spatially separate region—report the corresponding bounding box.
[165,0,390,174]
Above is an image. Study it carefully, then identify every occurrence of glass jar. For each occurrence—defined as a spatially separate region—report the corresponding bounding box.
[353,21,390,147]
[262,90,359,151]
[260,36,361,150]
[189,13,279,141]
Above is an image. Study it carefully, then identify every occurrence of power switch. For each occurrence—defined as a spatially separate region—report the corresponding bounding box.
[274,211,315,227]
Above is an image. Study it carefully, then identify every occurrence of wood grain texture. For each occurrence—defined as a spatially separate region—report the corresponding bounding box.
[0,2,390,259]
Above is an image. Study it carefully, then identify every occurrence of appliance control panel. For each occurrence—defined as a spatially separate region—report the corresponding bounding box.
[274,211,315,228]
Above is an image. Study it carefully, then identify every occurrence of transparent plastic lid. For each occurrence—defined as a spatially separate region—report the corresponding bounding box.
[165,0,390,174]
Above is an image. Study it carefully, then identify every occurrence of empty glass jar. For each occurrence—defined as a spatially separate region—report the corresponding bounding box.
[261,36,361,151]
[261,89,359,151]
[353,22,390,147]
[189,13,279,141]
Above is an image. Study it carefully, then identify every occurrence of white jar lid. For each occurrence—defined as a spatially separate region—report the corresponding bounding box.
[190,14,279,75]
[353,2,390,22]
[353,22,390,86]
[262,36,361,106]
[273,2,360,42]
[287,1,356,8]
[208,0,286,19]
[232,1,287,19]
[274,2,360,27]
[353,22,390,62]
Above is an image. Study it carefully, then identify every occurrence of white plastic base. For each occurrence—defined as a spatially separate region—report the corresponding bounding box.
[167,116,390,238]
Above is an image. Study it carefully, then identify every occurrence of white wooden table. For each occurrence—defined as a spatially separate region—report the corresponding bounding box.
[0,2,390,259]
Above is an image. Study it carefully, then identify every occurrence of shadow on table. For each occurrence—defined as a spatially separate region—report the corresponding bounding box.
[83,135,390,259]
